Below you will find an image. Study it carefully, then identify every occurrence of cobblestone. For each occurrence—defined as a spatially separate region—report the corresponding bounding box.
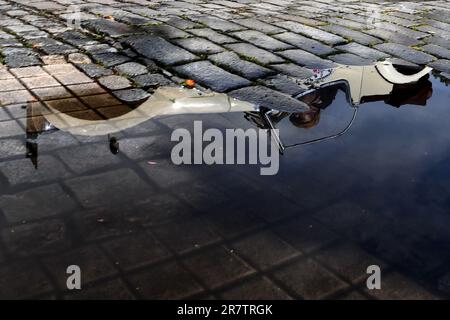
[273,32,335,56]
[0,0,449,300]
[208,51,273,80]
[278,49,336,68]
[174,60,251,92]
[123,35,198,66]
[229,85,309,111]
[278,21,347,45]
[112,88,151,103]
[374,43,436,65]
[0,184,76,223]
[188,28,237,44]
[336,42,390,61]
[98,75,131,90]
[225,43,285,64]
[173,37,225,54]
[421,44,450,60]
[232,30,293,51]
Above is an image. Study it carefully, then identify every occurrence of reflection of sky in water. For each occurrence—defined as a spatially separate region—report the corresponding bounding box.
[277,76,450,182]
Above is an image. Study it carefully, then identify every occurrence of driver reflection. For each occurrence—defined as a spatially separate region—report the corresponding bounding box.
[249,75,433,131]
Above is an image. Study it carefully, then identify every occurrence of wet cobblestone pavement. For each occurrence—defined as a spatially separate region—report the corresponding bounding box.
[1,0,450,299]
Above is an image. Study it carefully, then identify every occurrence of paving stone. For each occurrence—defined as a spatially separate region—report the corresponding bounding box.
[84,44,118,54]
[0,184,77,223]
[174,61,251,92]
[102,232,171,271]
[208,51,273,80]
[21,74,60,89]
[320,24,382,46]
[274,216,339,253]
[84,18,138,38]
[153,215,220,254]
[372,22,429,40]
[67,52,92,64]
[273,258,348,299]
[0,68,14,80]
[233,18,284,34]
[40,43,77,55]
[173,37,225,54]
[0,120,24,140]
[57,143,122,174]
[0,78,25,91]
[328,53,373,65]
[267,63,315,78]
[92,52,131,67]
[32,86,72,100]
[123,35,198,66]
[273,32,335,56]
[65,168,154,208]
[41,55,66,65]
[336,42,390,61]
[44,97,88,113]
[145,24,190,39]
[189,28,237,44]
[0,261,53,299]
[364,28,421,46]
[112,88,151,103]
[225,43,285,64]
[223,275,293,300]
[128,261,203,299]
[191,15,244,32]
[67,82,106,96]
[80,93,121,108]
[232,30,292,50]
[63,279,135,300]
[232,230,300,270]
[374,43,435,65]
[133,73,173,88]
[0,90,36,105]
[424,35,450,49]
[278,49,337,68]
[75,63,114,78]
[262,74,307,96]
[56,30,98,47]
[421,44,450,60]
[98,75,131,90]
[278,21,346,45]
[229,85,308,112]
[314,242,385,283]
[43,63,78,75]
[1,155,70,186]
[0,107,12,121]
[2,218,69,257]
[423,19,450,33]
[166,16,201,30]
[320,16,369,31]
[416,24,450,40]
[4,52,41,68]
[9,66,47,78]
[53,71,93,85]
[114,62,148,76]
[429,59,450,74]
[362,272,437,300]
[183,246,254,289]
[43,245,117,289]
[96,104,133,119]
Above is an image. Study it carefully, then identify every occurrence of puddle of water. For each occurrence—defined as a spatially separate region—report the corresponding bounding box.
[1,68,450,297]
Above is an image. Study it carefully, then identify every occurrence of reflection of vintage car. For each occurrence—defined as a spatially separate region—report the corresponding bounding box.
[26,61,432,164]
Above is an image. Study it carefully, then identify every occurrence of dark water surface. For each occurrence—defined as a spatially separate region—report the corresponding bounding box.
[0,74,449,299]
